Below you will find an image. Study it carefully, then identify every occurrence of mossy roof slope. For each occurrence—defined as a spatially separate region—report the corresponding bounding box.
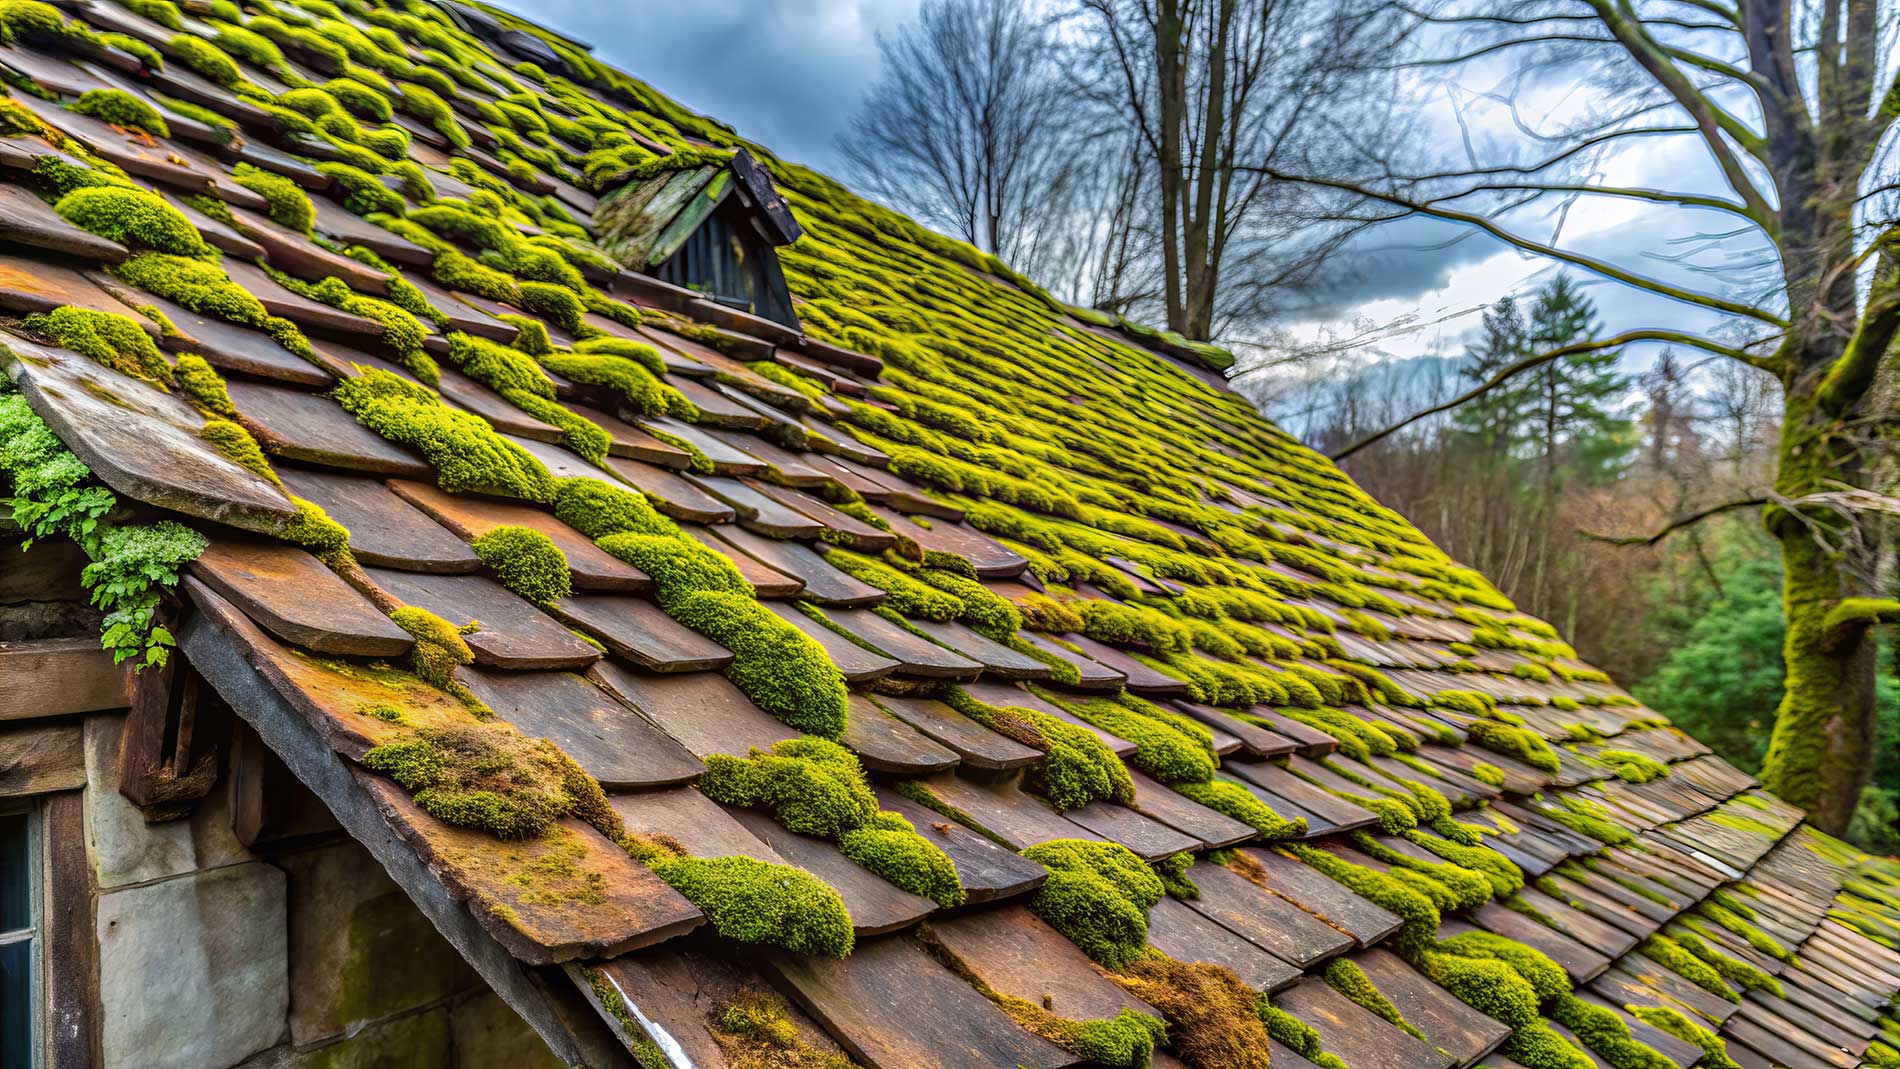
[2,0,1899,1066]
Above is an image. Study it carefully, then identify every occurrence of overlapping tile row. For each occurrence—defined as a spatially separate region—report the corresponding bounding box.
[4,1,1900,1067]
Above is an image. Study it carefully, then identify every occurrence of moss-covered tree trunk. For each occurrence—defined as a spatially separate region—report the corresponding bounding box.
[1759,381,1881,834]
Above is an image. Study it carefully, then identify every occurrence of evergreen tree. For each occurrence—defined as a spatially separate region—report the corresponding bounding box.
[1449,295,1531,463]
[1521,275,1635,488]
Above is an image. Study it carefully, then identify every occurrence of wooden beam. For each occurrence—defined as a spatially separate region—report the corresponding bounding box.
[178,581,636,1069]
[0,722,83,796]
[40,790,98,1069]
[116,652,221,820]
[0,638,131,720]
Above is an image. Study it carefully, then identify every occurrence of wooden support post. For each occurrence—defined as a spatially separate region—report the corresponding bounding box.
[116,634,222,821]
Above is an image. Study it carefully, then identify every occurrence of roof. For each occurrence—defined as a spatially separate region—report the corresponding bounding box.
[1,1,1898,1067]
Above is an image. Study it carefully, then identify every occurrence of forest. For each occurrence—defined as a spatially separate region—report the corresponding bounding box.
[841,0,1900,847]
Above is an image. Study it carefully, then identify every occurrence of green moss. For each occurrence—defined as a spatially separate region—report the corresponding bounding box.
[572,335,665,375]
[1669,928,1780,995]
[171,352,233,416]
[109,253,313,359]
[822,549,962,619]
[282,497,352,561]
[198,418,279,485]
[470,524,571,605]
[699,737,962,905]
[1624,1005,1739,1069]
[1638,935,1737,1002]
[1472,762,1507,788]
[387,605,477,694]
[650,854,853,957]
[1175,779,1308,838]
[1467,717,1562,774]
[231,162,314,234]
[944,687,1131,810]
[55,186,214,258]
[123,0,183,29]
[1324,958,1427,1041]
[537,348,692,418]
[333,368,558,501]
[361,724,601,839]
[554,477,676,539]
[21,306,172,386]
[1547,993,1673,1069]
[1257,1000,1350,1069]
[664,590,848,737]
[1038,689,1216,784]
[1539,793,1635,846]
[69,89,168,137]
[1020,838,1164,969]
[318,161,406,215]
[595,532,750,598]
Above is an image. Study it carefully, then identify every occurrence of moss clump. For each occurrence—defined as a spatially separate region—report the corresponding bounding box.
[470,524,571,605]
[554,477,676,539]
[1546,993,1673,1069]
[361,724,602,839]
[318,161,406,215]
[333,369,558,501]
[538,348,693,418]
[1539,793,1635,846]
[1257,1000,1351,1069]
[1670,928,1781,996]
[1323,958,1427,1041]
[21,306,172,386]
[1109,954,1273,1069]
[1020,838,1163,970]
[664,589,849,737]
[282,497,351,561]
[1176,779,1308,838]
[1625,1005,1739,1069]
[698,737,963,905]
[230,162,314,235]
[109,253,313,358]
[1039,689,1216,784]
[650,854,854,958]
[1472,762,1507,788]
[922,924,1166,1069]
[386,605,485,713]
[1638,935,1737,1002]
[1467,717,1562,774]
[69,89,168,137]
[168,33,241,85]
[55,186,214,258]
[1599,748,1669,783]
[172,353,233,416]
[198,418,279,485]
[944,687,1131,810]
[707,987,855,1068]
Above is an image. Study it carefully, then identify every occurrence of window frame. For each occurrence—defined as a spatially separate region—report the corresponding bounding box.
[0,797,42,1069]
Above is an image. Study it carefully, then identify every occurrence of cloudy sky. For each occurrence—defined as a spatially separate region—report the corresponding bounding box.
[508,1,1814,402]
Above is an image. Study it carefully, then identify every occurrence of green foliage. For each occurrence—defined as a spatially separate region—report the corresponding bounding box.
[1020,838,1164,969]
[231,162,314,234]
[55,185,214,258]
[470,525,572,605]
[21,307,171,386]
[69,89,168,136]
[554,477,676,539]
[0,392,201,667]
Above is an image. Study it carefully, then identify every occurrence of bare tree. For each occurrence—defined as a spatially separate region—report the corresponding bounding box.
[837,0,1078,271]
[1291,0,1900,831]
[1068,0,1406,339]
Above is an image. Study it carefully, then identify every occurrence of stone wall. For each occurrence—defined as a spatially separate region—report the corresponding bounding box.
[83,712,564,1069]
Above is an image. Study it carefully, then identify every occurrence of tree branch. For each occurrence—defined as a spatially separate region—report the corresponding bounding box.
[1815,238,1900,415]
[1579,496,1768,545]
[1250,167,1787,323]
[1329,328,1762,460]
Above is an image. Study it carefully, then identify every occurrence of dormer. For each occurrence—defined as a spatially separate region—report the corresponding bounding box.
[594,148,803,329]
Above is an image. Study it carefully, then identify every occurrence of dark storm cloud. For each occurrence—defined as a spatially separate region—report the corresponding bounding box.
[509,0,917,173]
[1277,214,1508,321]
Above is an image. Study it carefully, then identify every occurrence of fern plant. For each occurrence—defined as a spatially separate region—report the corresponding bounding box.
[0,391,205,667]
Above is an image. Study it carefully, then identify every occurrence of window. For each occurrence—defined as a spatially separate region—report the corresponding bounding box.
[0,803,37,1067]
[654,200,799,328]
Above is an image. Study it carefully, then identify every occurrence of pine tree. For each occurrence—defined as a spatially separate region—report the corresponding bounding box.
[1450,295,1532,464]
[1521,276,1635,489]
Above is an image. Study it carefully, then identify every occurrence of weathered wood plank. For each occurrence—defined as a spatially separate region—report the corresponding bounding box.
[41,790,97,1069]
[0,721,83,796]
[0,638,131,720]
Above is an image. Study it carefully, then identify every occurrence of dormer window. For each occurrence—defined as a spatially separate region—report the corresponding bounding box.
[596,148,802,328]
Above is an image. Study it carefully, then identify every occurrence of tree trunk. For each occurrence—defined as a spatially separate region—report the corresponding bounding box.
[1759,387,1879,834]
[1156,0,1186,333]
